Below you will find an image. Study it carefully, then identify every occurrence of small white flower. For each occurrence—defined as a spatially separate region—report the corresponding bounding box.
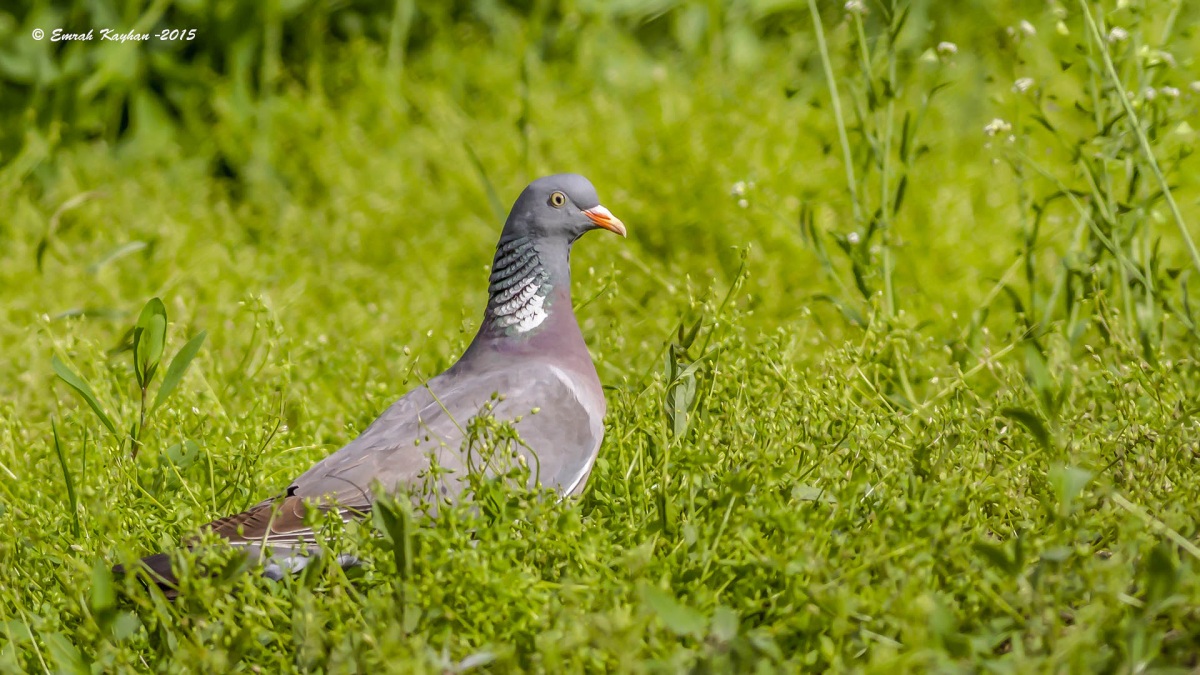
[844,0,867,16]
[1013,77,1035,93]
[737,198,749,209]
[1161,86,1180,99]
[730,181,747,197]
[1019,20,1037,36]
[1143,87,1157,101]
[1143,48,1177,68]
[847,231,861,244]
[937,41,958,56]
[1108,27,1129,43]
[984,118,1012,136]
[1191,81,1200,93]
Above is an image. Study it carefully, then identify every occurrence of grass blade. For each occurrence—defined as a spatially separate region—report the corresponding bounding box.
[464,143,507,224]
[1000,407,1051,450]
[1078,0,1200,280]
[152,330,207,413]
[51,417,80,538]
[51,356,117,436]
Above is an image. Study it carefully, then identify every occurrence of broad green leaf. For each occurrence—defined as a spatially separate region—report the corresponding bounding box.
[656,480,678,535]
[112,612,140,641]
[641,585,706,638]
[3,619,31,643]
[51,356,117,435]
[129,420,140,458]
[42,631,89,675]
[1000,407,1051,450]
[1023,342,1057,415]
[152,330,207,412]
[164,440,202,471]
[372,497,413,580]
[678,316,703,351]
[792,484,837,504]
[133,297,167,388]
[1049,464,1093,514]
[667,374,696,439]
[212,549,256,586]
[972,540,1018,576]
[711,605,740,643]
[1142,542,1179,609]
[90,561,116,617]
[1040,546,1072,563]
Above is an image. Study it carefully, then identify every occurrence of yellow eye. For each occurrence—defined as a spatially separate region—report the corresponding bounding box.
[549,191,567,208]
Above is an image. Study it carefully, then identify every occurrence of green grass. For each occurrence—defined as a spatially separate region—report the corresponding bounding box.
[3,0,1200,671]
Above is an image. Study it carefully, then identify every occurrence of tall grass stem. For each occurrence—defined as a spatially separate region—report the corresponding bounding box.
[808,0,864,225]
[1078,0,1200,280]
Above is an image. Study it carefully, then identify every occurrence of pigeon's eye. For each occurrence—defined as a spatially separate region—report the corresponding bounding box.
[549,191,567,208]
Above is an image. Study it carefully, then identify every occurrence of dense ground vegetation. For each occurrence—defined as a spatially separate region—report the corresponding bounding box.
[2,0,1200,671]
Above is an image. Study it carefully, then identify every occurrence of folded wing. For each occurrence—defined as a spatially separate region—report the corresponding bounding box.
[204,362,603,549]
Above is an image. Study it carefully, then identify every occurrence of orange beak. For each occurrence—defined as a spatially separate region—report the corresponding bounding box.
[583,205,627,237]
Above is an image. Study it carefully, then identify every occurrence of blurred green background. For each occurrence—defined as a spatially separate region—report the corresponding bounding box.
[3,0,1200,671]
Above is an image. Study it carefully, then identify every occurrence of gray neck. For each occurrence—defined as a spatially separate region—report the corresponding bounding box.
[482,235,571,338]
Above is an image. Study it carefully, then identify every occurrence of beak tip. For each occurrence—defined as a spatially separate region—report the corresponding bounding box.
[584,204,627,239]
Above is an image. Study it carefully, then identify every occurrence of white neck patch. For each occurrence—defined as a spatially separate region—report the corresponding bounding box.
[488,236,554,335]
[492,277,549,333]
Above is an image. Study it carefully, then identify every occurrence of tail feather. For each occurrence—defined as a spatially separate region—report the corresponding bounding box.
[113,493,367,599]
[113,546,361,600]
[113,552,183,600]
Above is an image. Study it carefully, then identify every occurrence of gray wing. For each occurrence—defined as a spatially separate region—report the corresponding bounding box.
[199,363,603,549]
[294,362,603,504]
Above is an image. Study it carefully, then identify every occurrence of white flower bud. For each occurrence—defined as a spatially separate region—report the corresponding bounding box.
[983,118,1012,136]
[844,0,867,15]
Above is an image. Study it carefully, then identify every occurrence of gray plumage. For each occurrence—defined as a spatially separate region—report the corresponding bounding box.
[120,174,626,595]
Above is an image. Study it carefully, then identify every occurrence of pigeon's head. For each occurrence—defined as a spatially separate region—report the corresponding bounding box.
[503,174,627,243]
